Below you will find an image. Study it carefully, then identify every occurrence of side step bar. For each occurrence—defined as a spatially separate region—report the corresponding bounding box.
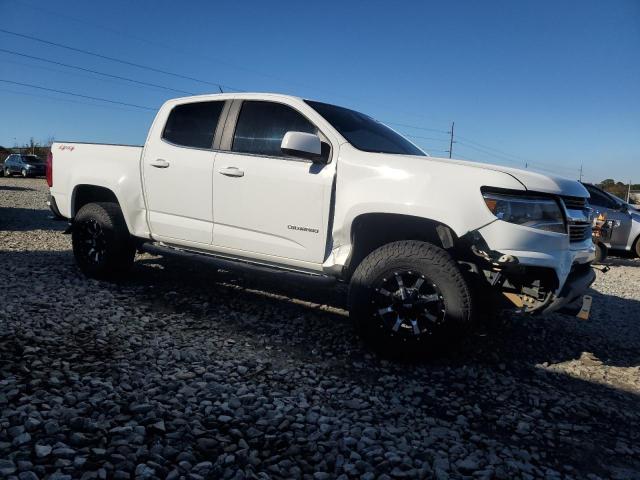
[141,242,333,280]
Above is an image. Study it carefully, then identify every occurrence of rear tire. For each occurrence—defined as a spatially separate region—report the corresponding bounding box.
[634,236,640,259]
[21,168,29,178]
[72,202,135,279]
[349,240,472,360]
[4,168,11,177]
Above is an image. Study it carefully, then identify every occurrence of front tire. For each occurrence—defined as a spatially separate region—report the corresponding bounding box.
[4,168,11,177]
[72,202,135,279]
[349,240,472,359]
[21,168,29,178]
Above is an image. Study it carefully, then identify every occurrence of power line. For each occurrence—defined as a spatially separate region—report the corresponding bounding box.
[456,141,581,177]
[0,27,580,175]
[456,138,580,176]
[0,28,243,92]
[5,0,351,100]
[7,0,454,125]
[456,134,536,165]
[456,134,579,173]
[384,122,448,134]
[0,27,453,134]
[0,48,195,95]
[0,79,156,110]
[448,122,455,159]
[0,86,154,114]
[455,141,521,166]
[401,133,451,142]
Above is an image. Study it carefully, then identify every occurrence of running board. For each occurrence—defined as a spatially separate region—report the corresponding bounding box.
[141,242,330,279]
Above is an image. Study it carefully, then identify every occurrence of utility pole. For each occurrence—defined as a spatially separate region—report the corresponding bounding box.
[448,122,455,159]
[579,164,583,182]
[627,180,632,203]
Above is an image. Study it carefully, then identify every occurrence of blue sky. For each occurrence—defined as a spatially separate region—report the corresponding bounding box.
[0,0,638,182]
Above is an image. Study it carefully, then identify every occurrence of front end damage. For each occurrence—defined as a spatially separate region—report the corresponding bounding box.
[455,229,596,316]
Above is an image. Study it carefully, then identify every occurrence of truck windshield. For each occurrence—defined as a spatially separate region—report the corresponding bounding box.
[305,100,426,156]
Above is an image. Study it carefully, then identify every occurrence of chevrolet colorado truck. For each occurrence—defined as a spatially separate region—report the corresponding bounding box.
[47,93,596,357]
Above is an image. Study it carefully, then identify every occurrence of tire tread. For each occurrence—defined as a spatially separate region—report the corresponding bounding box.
[349,240,472,359]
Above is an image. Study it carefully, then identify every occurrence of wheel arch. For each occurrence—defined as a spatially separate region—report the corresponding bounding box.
[71,184,121,218]
[344,212,459,279]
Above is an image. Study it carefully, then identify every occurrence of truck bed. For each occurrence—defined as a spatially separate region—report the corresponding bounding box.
[50,141,149,238]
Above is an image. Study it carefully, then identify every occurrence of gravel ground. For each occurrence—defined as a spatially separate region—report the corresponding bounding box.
[1,177,639,480]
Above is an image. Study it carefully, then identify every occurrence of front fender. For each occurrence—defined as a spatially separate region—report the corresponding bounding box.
[331,145,526,251]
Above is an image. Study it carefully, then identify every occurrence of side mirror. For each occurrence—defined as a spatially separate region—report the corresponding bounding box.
[281,131,324,163]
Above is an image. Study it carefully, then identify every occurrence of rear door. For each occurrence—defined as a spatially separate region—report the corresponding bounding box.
[211,100,335,266]
[142,100,227,245]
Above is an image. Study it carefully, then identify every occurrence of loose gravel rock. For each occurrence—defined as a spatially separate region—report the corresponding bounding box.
[1,177,640,479]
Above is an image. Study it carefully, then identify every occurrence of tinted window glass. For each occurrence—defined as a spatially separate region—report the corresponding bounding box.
[305,100,425,156]
[586,186,616,209]
[232,101,316,156]
[163,101,224,149]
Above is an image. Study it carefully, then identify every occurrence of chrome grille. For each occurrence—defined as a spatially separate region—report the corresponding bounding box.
[569,223,591,242]
[561,196,591,243]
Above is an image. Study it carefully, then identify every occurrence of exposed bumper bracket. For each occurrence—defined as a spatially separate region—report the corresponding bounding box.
[542,265,596,315]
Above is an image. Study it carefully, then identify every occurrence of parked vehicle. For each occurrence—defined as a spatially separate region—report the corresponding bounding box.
[582,183,640,258]
[4,154,47,177]
[47,93,596,357]
[591,212,612,263]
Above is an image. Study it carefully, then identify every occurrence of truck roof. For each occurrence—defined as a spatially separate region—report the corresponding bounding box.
[166,92,305,105]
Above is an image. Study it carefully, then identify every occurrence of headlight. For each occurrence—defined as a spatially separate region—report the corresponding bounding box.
[482,192,566,234]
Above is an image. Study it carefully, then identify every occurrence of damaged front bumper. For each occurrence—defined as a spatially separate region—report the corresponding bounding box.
[540,263,595,315]
[462,219,597,315]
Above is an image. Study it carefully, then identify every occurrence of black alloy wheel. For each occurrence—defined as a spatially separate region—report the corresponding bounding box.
[76,219,108,266]
[349,240,473,359]
[372,270,446,338]
[72,202,135,279]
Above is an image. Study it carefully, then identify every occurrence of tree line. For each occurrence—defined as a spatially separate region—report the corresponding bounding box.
[0,137,54,160]
[598,179,639,203]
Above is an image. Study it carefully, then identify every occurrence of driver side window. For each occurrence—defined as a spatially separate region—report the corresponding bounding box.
[231,101,316,157]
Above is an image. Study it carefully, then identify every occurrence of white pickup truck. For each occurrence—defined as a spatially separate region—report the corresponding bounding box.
[47,93,595,357]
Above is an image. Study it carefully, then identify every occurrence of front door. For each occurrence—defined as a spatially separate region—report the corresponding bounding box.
[142,100,225,245]
[212,100,335,265]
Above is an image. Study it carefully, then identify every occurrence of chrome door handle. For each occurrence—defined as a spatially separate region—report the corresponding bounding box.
[150,159,170,168]
[219,166,244,177]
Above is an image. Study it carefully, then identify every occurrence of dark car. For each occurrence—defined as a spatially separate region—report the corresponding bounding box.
[3,154,47,178]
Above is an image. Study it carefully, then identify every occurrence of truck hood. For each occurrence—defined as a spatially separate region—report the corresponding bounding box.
[427,156,588,198]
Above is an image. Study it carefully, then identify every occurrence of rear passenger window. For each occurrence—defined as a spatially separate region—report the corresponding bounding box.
[232,101,316,157]
[162,101,224,149]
